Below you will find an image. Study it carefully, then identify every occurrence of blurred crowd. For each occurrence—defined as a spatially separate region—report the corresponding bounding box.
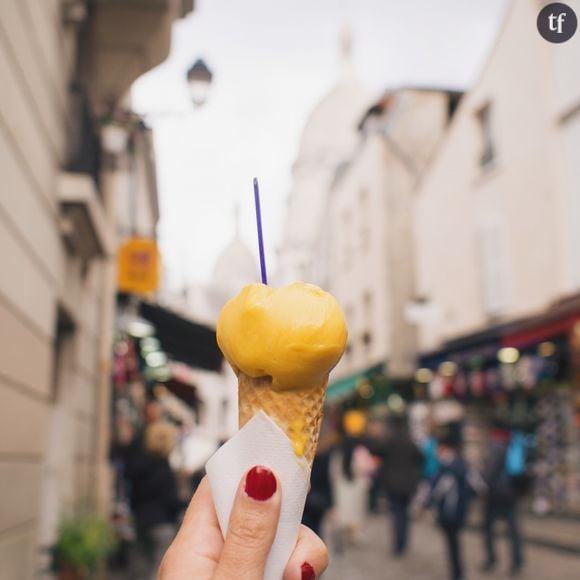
[303,409,530,580]
[108,397,533,580]
[110,398,203,579]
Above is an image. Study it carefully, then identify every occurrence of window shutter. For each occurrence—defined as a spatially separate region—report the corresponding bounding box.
[478,218,511,316]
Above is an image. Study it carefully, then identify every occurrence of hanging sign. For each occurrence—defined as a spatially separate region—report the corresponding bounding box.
[117,237,160,295]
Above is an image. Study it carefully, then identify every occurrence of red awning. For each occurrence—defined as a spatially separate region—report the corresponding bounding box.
[501,314,580,349]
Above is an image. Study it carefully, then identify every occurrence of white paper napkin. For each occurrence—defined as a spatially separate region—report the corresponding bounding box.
[206,411,311,580]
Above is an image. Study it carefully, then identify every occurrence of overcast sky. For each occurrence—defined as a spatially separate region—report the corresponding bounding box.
[132,0,507,291]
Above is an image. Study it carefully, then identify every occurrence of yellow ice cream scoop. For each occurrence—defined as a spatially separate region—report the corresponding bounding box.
[217,282,348,391]
[217,282,348,465]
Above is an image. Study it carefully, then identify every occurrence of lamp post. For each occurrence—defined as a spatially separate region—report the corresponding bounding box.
[101,57,214,149]
[186,58,213,107]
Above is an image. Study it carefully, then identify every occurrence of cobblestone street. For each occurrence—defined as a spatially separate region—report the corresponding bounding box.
[323,515,580,580]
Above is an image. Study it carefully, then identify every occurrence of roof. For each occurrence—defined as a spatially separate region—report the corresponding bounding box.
[358,88,464,131]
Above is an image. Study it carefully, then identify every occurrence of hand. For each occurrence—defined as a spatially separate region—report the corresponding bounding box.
[159,467,328,580]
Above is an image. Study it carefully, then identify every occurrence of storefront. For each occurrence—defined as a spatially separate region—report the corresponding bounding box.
[325,363,420,440]
[109,295,224,567]
[414,295,580,515]
[500,305,580,515]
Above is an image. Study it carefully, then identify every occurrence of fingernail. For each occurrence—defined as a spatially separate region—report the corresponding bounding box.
[301,562,315,580]
[245,466,277,501]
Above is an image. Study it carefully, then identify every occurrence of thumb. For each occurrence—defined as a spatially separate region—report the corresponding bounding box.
[214,466,281,580]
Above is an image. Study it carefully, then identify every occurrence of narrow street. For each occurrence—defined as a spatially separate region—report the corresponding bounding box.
[4,2,580,579]
[323,515,580,580]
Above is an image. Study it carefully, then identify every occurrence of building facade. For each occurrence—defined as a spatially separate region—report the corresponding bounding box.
[412,0,580,514]
[413,0,580,352]
[0,1,192,577]
[323,89,458,398]
[551,0,580,291]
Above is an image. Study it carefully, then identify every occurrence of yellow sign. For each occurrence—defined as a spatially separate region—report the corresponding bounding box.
[117,237,160,295]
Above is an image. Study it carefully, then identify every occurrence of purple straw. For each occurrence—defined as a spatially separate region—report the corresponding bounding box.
[253,177,268,284]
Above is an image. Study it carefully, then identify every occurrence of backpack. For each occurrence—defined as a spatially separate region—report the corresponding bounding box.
[505,432,525,476]
[422,437,440,479]
[431,462,472,527]
[506,432,533,495]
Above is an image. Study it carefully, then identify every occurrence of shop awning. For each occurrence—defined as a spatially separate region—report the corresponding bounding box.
[163,378,203,411]
[139,302,223,371]
[418,292,580,369]
[326,362,385,402]
[500,293,580,348]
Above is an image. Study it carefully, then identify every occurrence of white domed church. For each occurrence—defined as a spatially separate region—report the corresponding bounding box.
[205,210,259,321]
[276,26,373,285]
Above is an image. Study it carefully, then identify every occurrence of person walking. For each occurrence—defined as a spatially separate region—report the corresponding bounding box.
[302,429,335,536]
[366,418,386,513]
[428,434,481,580]
[330,410,375,550]
[127,421,184,580]
[374,414,423,556]
[422,429,441,481]
[481,426,524,576]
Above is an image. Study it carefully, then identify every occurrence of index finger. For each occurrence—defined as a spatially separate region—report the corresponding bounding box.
[213,466,281,580]
[159,477,224,580]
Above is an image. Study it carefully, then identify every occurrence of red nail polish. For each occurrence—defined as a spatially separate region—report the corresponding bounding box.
[301,562,315,580]
[245,466,277,501]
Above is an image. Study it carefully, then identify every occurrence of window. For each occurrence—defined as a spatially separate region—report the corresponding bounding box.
[341,209,353,269]
[476,103,495,167]
[51,307,75,402]
[359,189,370,252]
[345,342,353,359]
[361,292,373,353]
[344,305,354,360]
[361,331,372,348]
[478,217,511,316]
[447,92,462,122]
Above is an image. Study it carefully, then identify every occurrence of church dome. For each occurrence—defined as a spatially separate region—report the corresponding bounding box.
[280,27,373,257]
[293,25,373,169]
[296,78,372,168]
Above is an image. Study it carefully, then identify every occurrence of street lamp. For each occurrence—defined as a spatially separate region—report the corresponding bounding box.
[101,58,213,149]
[187,58,213,107]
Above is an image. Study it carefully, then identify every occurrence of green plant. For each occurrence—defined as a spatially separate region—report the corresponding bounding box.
[56,514,117,575]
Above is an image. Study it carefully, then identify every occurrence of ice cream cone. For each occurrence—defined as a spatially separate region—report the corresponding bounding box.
[238,372,327,466]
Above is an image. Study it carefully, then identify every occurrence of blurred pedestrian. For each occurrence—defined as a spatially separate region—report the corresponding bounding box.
[302,428,335,536]
[375,414,423,556]
[422,428,440,481]
[412,424,441,516]
[480,426,524,576]
[114,397,165,473]
[427,433,481,580]
[330,410,375,549]
[365,417,386,513]
[128,421,183,580]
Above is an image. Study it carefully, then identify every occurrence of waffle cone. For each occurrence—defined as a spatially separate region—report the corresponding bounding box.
[238,373,327,466]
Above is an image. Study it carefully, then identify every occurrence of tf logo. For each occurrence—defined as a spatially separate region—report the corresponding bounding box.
[537,2,578,43]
